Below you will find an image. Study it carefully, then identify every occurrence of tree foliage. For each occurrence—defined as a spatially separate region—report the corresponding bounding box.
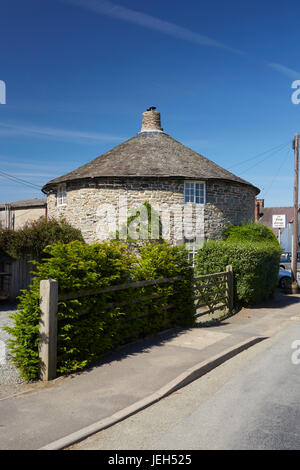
[0,217,84,259]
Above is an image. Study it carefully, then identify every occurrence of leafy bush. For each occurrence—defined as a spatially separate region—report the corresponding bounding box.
[223,221,278,244]
[195,238,281,306]
[133,242,195,328]
[0,217,84,259]
[114,200,163,242]
[4,241,195,381]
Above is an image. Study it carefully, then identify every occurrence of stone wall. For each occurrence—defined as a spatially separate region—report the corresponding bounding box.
[46,178,256,244]
[205,180,256,240]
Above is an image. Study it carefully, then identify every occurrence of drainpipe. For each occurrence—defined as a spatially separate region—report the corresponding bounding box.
[4,204,11,229]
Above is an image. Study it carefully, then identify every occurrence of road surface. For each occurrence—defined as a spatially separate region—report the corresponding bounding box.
[70,321,300,450]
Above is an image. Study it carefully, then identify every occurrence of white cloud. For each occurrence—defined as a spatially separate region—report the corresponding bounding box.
[64,0,300,83]
[0,121,125,143]
[267,62,300,80]
[0,159,71,171]
[63,0,244,55]
[1,172,57,178]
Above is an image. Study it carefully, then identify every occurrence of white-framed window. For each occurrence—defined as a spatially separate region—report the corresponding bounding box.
[184,181,205,204]
[185,237,206,267]
[185,238,198,267]
[57,184,67,206]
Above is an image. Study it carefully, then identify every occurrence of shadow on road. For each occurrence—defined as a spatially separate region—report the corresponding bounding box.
[0,301,18,313]
[246,289,300,311]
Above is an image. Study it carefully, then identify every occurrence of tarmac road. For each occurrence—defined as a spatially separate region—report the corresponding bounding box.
[1,290,299,450]
[71,322,300,450]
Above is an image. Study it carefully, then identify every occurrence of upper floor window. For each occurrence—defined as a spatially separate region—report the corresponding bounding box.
[57,184,67,206]
[184,181,205,204]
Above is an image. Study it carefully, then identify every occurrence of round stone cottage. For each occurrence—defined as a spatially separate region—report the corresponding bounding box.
[42,108,260,252]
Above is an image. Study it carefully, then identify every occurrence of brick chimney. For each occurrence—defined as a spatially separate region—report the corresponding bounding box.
[255,198,264,221]
[140,107,163,132]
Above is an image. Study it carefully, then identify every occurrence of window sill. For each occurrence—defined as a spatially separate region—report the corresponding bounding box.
[184,202,205,205]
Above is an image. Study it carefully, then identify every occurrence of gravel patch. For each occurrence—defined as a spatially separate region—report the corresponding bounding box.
[0,302,26,396]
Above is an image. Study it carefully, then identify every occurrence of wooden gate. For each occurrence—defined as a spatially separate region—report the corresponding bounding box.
[8,255,36,300]
[193,265,233,318]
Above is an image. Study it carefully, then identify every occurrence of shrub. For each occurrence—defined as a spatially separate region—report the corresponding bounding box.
[0,217,84,259]
[195,239,281,306]
[4,241,195,381]
[114,200,163,242]
[223,221,278,245]
[134,242,195,327]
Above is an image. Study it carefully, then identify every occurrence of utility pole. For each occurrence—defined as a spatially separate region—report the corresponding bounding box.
[292,133,299,293]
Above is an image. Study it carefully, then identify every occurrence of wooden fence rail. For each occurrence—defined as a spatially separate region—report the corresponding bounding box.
[38,266,233,381]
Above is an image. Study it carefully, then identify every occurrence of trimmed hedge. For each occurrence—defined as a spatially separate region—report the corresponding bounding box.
[195,239,281,307]
[4,241,194,381]
[223,221,279,244]
[133,242,195,328]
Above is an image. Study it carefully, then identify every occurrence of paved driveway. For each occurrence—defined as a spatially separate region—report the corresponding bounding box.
[0,303,25,397]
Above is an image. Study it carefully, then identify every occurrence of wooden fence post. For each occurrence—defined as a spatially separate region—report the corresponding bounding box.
[226,265,233,314]
[39,279,58,381]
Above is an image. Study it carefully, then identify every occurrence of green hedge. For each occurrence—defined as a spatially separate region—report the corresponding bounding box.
[4,241,194,381]
[223,221,279,244]
[0,217,84,259]
[195,239,281,307]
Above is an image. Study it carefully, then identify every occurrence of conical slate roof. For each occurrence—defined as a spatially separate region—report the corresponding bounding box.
[42,120,259,194]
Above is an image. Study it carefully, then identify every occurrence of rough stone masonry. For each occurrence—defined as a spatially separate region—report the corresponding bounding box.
[43,108,259,245]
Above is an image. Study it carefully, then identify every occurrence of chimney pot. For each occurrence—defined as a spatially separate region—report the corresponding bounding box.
[140,108,163,133]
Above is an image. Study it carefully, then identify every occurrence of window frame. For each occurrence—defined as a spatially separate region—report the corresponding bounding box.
[184,181,206,205]
[184,237,206,267]
[57,184,67,207]
[184,238,198,267]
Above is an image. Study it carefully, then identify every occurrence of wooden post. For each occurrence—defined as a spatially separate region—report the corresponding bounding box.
[39,279,58,381]
[292,134,299,293]
[226,265,233,314]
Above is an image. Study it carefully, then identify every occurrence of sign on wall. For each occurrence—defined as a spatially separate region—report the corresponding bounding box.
[272,214,286,229]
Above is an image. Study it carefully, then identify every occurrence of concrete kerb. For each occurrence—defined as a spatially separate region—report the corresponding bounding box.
[39,335,267,451]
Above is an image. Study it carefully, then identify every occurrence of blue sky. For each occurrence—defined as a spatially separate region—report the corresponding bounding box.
[0,0,300,206]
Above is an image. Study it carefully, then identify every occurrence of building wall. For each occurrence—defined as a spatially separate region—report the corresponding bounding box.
[47,178,256,244]
[13,207,46,229]
[0,206,46,230]
[279,213,300,253]
[205,181,256,239]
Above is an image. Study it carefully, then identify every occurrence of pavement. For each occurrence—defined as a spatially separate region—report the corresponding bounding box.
[0,290,299,450]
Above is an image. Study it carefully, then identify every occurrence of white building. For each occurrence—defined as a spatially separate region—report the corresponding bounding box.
[280,213,300,253]
[257,199,300,253]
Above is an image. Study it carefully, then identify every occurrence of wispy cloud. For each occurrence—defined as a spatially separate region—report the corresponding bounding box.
[267,62,300,79]
[0,160,71,172]
[1,172,57,178]
[0,182,43,193]
[62,0,244,55]
[63,0,300,82]
[0,121,125,143]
